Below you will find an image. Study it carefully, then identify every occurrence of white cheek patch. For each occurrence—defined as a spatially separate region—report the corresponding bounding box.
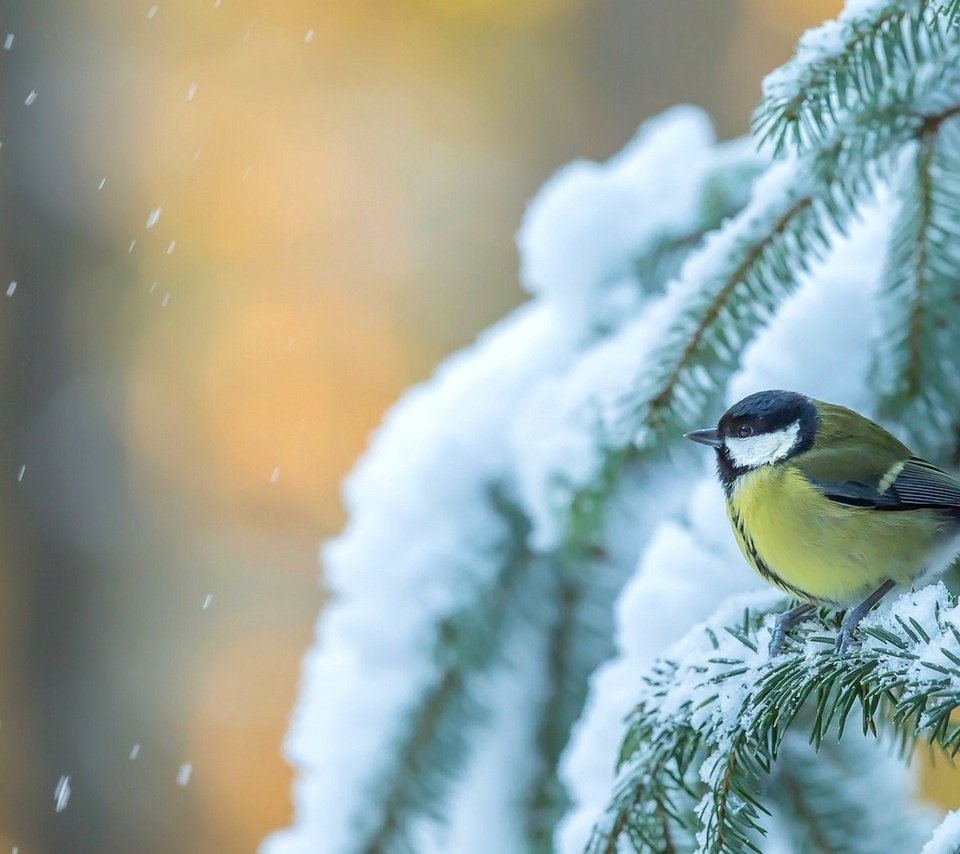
[725,421,801,468]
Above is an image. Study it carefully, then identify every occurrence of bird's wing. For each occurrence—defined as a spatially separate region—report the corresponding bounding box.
[883,457,960,509]
[799,455,960,511]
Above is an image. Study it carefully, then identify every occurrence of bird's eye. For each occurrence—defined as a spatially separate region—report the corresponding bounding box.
[737,424,754,438]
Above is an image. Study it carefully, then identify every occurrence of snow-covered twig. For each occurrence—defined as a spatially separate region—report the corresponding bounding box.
[754,0,958,153]
[590,586,957,853]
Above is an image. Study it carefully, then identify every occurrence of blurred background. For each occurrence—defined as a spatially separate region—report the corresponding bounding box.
[9,0,948,851]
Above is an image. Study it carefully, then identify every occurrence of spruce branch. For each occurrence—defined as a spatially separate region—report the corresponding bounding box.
[753,0,957,155]
[527,546,632,851]
[562,60,960,852]
[527,574,591,852]
[349,156,767,852]
[599,55,960,465]
[517,154,767,848]
[872,114,960,455]
[632,157,764,295]
[589,586,960,853]
[767,725,935,853]
[357,491,533,854]
[274,3,960,852]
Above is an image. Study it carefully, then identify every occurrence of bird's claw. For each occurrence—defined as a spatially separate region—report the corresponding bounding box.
[835,627,862,655]
[767,627,787,658]
[767,603,816,659]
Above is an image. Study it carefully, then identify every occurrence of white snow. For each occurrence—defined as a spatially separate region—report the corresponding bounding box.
[577,577,942,853]
[268,109,744,838]
[413,577,553,854]
[506,294,683,550]
[24,90,36,106]
[517,106,749,333]
[555,495,768,853]
[146,207,162,229]
[923,809,960,854]
[762,1,901,101]
[555,197,895,852]
[269,102,883,854]
[177,763,192,786]
[267,47,945,848]
[263,303,583,854]
[266,107,765,854]
[6,281,16,297]
[130,743,141,760]
[186,82,197,102]
[767,728,935,852]
[202,594,213,610]
[53,775,71,812]
[17,465,25,482]
[4,34,13,50]
[147,4,159,19]
[756,0,956,157]
[509,110,761,549]
[166,240,176,255]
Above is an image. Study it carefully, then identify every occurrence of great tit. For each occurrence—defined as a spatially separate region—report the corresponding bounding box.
[684,390,960,655]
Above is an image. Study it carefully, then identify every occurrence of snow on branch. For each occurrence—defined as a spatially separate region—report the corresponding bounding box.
[589,585,959,854]
[269,5,960,852]
[503,114,765,848]
[517,107,757,335]
[509,45,960,850]
[266,109,758,854]
[923,808,960,854]
[521,115,924,557]
[554,200,899,854]
[753,0,959,154]
[873,115,960,456]
[764,728,934,854]
[264,304,574,854]
[514,41,960,561]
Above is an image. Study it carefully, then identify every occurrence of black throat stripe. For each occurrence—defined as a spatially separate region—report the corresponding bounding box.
[730,508,814,602]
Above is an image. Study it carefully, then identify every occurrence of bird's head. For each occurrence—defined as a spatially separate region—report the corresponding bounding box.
[684,390,818,485]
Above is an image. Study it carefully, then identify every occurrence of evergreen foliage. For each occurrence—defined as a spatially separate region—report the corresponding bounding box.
[588,587,960,853]
[269,3,960,853]
[588,3,960,849]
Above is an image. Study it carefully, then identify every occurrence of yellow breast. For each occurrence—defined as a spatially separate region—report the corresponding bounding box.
[726,464,953,606]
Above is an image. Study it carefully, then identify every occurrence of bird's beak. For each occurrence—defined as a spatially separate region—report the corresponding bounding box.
[683,428,722,448]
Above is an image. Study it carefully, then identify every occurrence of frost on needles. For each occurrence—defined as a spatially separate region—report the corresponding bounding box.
[266,1,960,852]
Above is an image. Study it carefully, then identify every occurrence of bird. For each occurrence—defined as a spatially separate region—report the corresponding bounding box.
[684,389,960,655]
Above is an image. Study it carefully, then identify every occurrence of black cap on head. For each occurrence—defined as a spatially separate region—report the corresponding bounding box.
[718,390,815,437]
[712,390,818,488]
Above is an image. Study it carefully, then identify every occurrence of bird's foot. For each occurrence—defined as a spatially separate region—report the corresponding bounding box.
[834,579,896,655]
[768,623,788,658]
[834,624,862,654]
[768,603,815,658]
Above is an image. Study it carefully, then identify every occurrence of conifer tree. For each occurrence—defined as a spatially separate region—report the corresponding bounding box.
[266,2,960,852]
